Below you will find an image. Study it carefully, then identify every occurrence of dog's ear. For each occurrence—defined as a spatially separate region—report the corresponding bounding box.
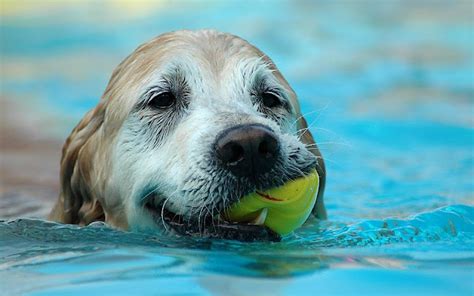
[297,116,327,219]
[49,102,106,225]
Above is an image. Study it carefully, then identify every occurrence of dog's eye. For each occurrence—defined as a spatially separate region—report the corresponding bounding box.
[149,92,176,109]
[261,92,281,108]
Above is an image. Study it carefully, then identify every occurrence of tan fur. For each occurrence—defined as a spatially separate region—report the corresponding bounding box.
[49,30,326,227]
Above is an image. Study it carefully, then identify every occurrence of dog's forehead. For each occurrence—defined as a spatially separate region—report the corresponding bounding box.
[146,31,285,92]
[102,30,299,124]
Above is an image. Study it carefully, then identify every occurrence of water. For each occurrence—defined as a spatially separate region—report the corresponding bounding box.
[1,1,473,295]
[2,206,473,295]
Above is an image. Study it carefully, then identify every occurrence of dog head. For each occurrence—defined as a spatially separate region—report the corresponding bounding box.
[49,30,326,240]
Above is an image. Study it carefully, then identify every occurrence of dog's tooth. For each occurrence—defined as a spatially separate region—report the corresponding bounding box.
[252,208,268,225]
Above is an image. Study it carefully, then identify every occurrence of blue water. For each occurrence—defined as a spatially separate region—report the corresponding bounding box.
[1,1,473,295]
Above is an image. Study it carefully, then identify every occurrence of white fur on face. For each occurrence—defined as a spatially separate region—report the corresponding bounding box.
[105,31,317,233]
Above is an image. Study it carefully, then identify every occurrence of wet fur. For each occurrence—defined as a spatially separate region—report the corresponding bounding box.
[49,30,326,236]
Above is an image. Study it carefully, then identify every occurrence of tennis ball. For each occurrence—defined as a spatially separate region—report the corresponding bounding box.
[223,170,319,236]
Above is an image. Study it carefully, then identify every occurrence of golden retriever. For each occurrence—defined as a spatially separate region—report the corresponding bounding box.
[49,30,326,241]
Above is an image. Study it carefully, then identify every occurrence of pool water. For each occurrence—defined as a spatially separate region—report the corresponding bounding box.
[1,1,473,295]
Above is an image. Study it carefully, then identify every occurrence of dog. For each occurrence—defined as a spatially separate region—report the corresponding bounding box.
[49,30,326,241]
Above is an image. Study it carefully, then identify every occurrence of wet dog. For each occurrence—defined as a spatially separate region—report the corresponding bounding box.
[49,30,326,241]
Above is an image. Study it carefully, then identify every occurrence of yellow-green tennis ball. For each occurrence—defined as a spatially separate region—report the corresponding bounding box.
[224,170,319,236]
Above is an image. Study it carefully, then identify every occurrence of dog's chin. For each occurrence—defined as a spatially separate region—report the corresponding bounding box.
[140,160,318,242]
[143,197,281,242]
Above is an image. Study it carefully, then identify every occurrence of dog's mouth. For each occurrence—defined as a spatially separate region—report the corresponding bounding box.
[141,145,319,242]
[144,198,281,242]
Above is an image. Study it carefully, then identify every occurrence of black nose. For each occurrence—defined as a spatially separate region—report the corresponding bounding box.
[215,124,280,178]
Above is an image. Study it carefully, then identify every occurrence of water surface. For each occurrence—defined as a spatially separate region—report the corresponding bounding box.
[1,1,473,295]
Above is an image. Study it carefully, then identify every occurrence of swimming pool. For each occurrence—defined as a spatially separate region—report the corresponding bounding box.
[1,1,473,295]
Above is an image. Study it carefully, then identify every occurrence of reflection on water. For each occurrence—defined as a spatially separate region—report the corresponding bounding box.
[1,205,473,294]
[1,0,473,295]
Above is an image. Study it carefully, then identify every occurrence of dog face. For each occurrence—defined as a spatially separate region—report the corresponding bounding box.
[49,30,326,240]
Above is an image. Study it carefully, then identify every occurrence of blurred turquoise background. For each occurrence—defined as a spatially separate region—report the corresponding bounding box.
[1,1,473,295]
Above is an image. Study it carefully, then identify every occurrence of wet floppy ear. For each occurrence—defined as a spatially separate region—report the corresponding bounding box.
[49,102,106,225]
[297,116,327,219]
